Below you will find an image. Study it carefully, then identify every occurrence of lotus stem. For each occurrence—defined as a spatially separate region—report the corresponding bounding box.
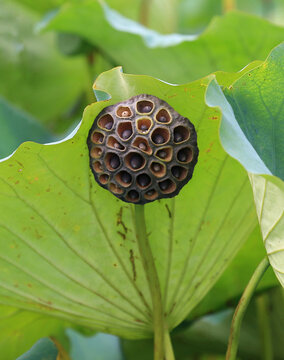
[226,257,270,360]
[134,204,175,360]
[256,293,273,360]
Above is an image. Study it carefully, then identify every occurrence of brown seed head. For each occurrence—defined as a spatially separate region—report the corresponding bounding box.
[87,94,198,204]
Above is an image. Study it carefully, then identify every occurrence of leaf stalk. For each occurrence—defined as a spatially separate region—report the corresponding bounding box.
[226,256,270,360]
[134,204,175,360]
[256,293,273,360]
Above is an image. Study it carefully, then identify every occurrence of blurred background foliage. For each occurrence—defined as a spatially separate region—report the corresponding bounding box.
[0,0,283,359]
[1,0,284,133]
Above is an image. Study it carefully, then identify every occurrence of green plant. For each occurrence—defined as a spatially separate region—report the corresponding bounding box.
[0,1,283,359]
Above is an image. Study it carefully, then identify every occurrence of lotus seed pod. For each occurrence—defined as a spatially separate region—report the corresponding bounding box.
[87,94,199,204]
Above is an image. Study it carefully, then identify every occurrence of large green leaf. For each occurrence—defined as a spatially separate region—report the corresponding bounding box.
[0,65,260,338]
[206,43,284,287]
[42,1,284,83]
[0,0,88,128]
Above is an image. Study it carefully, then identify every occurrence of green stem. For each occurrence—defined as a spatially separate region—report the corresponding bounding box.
[256,293,273,360]
[85,52,96,104]
[134,205,175,360]
[164,329,175,360]
[226,257,270,360]
[139,0,151,27]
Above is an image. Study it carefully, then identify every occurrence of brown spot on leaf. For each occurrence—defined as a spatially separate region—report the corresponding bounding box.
[165,204,172,218]
[169,302,176,315]
[16,160,24,167]
[129,249,136,282]
[134,318,143,323]
[205,142,214,153]
[116,207,128,234]
[117,231,126,240]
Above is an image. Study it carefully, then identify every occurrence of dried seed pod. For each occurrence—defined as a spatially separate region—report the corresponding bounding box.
[87,94,199,204]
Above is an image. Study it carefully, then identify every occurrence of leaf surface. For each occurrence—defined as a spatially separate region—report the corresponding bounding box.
[206,43,284,286]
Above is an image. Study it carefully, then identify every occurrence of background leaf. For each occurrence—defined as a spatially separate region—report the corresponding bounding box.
[0,98,55,159]
[206,43,284,287]
[0,0,89,130]
[42,1,284,83]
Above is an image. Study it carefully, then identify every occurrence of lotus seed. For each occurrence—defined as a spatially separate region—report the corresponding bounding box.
[121,171,131,184]
[158,116,167,123]
[177,150,187,162]
[128,190,139,200]
[172,166,181,178]
[138,142,147,151]
[153,134,165,144]
[138,174,151,187]
[140,124,148,131]
[153,163,161,172]
[114,142,124,150]
[157,150,167,159]
[105,122,113,130]
[142,105,152,113]
[122,129,132,139]
[159,179,171,191]
[174,132,183,142]
[100,174,109,182]
[122,110,130,117]
[130,154,143,169]
[97,134,103,143]
[110,154,120,169]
